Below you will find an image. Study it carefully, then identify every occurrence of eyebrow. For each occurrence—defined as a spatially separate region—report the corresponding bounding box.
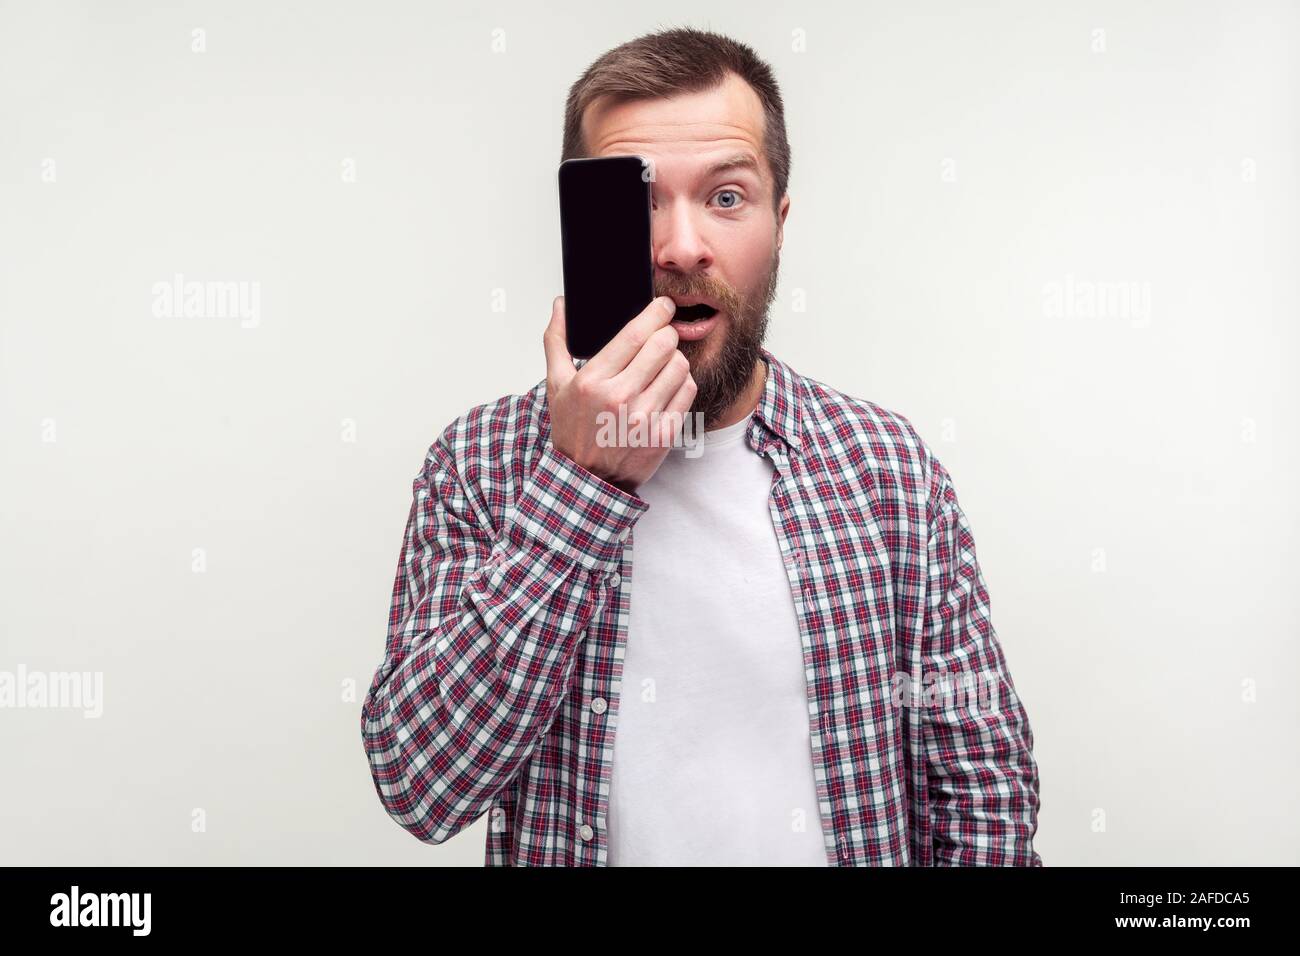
[704,153,762,180]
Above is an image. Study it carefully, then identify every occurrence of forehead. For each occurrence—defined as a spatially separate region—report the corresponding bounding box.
[583,72,768,182]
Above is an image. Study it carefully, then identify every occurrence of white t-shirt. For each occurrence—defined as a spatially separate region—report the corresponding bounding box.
[606,413,830,866]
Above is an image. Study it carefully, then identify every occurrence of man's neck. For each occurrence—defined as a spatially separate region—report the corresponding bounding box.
[704,358,767,431]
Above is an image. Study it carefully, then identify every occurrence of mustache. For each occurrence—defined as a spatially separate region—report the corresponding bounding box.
[652,274,743,315]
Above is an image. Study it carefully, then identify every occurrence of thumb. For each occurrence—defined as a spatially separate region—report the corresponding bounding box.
[543,295,576,389]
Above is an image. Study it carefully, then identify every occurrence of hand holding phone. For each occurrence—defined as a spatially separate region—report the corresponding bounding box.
[543,294,696,495]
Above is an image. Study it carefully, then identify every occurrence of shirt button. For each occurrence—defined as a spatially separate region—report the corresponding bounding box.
[617,528,629,543]
[590,696,607,714]
[579,823,594,841]
[608,572,621,588]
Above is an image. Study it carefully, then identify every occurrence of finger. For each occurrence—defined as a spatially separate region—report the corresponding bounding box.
[543,295,577,389]
[656,372,698,447]
[582,296,677,380]
[637,346,690,414]
[665,370,698,421]
[612,324,680,396]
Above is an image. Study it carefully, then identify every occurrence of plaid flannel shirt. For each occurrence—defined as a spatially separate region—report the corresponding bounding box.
[361,347,1042,866]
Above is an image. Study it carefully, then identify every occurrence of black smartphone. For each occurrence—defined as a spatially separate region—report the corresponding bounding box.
[558,155,655,359]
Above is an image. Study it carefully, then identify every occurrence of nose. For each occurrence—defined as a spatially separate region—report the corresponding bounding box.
[653,199,713,275]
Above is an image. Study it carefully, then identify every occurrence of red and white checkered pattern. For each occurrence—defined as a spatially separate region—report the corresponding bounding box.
[361,347,1042,866]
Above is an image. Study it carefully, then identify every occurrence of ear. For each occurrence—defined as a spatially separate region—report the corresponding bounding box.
[775,192,791,251]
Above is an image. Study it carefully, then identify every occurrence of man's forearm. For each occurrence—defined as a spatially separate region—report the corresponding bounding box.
[361,442,646,844]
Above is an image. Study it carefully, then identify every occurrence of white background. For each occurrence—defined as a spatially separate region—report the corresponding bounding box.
[1,0,1296,865]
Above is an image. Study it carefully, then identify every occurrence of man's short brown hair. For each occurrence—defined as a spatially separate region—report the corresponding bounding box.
[561,27,791,211]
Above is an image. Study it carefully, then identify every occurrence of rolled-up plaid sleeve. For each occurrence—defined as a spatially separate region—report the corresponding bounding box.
[921,454,1043,866]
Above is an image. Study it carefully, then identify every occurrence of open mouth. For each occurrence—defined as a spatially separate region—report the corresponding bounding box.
[673,303,719,323]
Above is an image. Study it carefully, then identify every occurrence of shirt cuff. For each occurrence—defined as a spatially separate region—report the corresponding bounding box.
[503,442,648,572]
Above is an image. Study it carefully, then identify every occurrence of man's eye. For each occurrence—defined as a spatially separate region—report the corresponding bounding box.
[713,189,743,209]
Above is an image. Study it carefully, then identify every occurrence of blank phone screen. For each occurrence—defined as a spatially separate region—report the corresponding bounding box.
[558,155,655,359]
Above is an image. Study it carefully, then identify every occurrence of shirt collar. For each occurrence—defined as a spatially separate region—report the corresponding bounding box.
[749,347,805,455]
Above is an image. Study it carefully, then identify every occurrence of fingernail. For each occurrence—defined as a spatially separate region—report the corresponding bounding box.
[660,296,677,314]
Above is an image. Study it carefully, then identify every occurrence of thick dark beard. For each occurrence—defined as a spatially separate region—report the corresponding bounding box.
[674,250,780,430]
